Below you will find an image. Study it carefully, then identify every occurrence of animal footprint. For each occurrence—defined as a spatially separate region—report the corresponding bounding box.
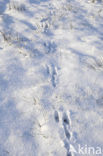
[62,112,73,156]
[54,111,59,123]
[62,112,71,140]
[63,112,70,125]
[54,110,73,155]
[47,64,58,87]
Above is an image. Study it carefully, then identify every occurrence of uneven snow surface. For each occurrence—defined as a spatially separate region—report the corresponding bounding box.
[0,0,103,156]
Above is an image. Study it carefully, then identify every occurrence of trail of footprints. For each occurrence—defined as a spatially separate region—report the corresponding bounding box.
[54,110,73,156]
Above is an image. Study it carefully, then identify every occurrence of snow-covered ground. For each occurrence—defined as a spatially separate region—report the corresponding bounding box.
[0,0,103,155]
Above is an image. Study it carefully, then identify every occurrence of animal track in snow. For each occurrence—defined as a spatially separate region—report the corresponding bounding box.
[54,110,73,156]
[54,110,59,123]
[47,64,58,87]
[62,112,70,126]
[62,112,71,140]
[44,41,57,54]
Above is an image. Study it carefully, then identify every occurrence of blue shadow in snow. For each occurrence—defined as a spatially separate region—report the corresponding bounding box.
[0,0,10,15]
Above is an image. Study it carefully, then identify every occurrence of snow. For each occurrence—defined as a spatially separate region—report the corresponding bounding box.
[0,0,103,155]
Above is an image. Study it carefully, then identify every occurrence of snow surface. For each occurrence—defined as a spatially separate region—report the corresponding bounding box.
[0,0,103,155]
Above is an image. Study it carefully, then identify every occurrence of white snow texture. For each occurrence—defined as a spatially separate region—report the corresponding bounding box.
[0,0,103,156]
